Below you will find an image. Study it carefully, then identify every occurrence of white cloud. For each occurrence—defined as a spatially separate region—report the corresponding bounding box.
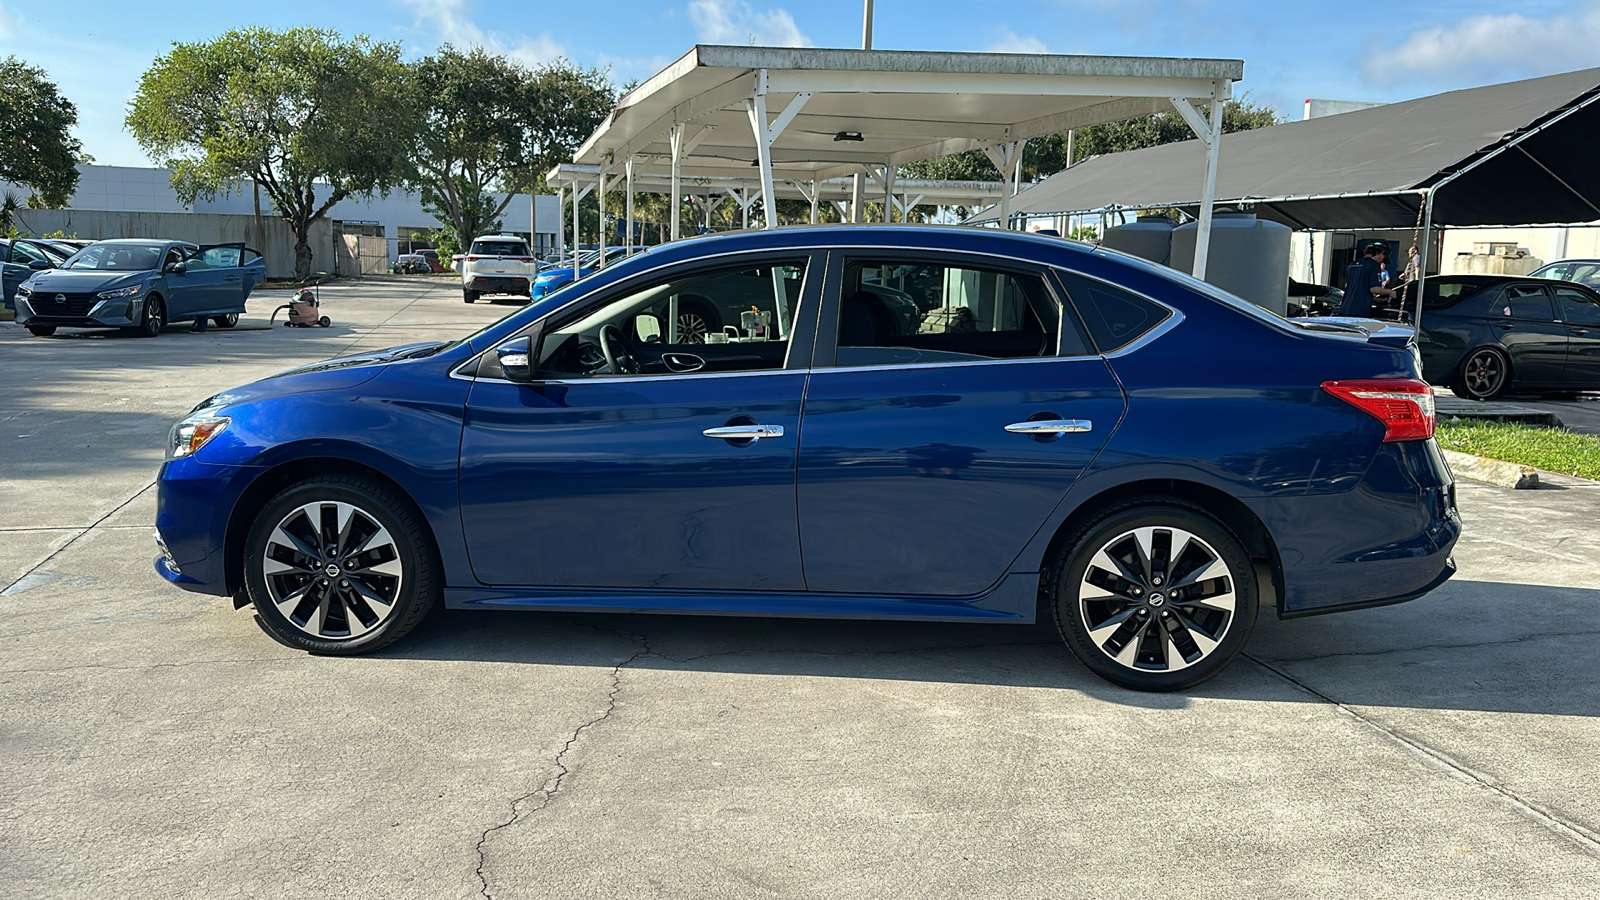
[687,0,811,47]
[0,3,19,39]
[987,29,1047,54]
[402,0,565,67]
[1364,1,1600,86]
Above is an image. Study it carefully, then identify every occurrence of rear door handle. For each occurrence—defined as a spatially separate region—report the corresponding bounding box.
[703,424,785,441]
[1005,419,1093,434]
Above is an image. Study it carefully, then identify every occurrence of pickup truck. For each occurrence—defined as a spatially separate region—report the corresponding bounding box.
[460,235,536,302]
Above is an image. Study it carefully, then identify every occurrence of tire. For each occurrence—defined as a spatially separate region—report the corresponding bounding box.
[214,313,239,328]
[1452,347,1510,400]
[463,289,478,304]
[137,295,165,338]
[27,325,56,337]
[243,475,440,655]
[1046,501,1258,692]
[675,298,721,344]
[318,316,330,327]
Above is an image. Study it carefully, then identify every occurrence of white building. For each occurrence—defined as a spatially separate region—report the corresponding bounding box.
[7,165,561,260]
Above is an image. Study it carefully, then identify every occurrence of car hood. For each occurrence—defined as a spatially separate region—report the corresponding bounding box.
[23,269,149,292]
[192,342,448,412]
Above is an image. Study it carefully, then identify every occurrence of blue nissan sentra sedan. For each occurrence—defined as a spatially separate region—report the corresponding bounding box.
[154,226,1459,691]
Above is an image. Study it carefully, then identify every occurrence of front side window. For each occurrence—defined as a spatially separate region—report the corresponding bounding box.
[834,259,1069,366]
[534,260,807,378]
[1555,286,1600,327]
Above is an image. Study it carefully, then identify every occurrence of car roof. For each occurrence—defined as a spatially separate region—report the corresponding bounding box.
[88,239,196,248]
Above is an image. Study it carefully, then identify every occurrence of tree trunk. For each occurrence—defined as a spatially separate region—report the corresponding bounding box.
[293,220,313,282]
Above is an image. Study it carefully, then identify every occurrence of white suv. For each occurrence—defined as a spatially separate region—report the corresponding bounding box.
[460,235,536,303]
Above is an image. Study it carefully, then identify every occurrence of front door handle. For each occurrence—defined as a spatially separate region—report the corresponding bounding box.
[1005,418,1093,435]
[703,424,785,441]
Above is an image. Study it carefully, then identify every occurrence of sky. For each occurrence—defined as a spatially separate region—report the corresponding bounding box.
[2,0,1599,168]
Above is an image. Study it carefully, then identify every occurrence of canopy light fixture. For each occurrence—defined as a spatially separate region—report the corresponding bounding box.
[833,131,865,142]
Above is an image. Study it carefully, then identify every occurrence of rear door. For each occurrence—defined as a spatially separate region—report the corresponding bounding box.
[1493,284,1567,386]
[794,250,1126,597]
[1554,284,1600,385]
[193,244,248,310]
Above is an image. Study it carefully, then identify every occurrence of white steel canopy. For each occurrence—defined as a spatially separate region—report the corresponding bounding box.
[563,44,1242,275]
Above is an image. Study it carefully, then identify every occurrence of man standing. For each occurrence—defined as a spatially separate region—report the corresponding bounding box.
[1340,242,1396,317]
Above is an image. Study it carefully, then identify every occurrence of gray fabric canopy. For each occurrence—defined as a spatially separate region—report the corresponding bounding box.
[992,67,1600,230]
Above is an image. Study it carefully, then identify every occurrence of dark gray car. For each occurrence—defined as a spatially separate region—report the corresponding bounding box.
[15,239,266,337]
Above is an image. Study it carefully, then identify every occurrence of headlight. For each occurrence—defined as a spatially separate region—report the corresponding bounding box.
[16,284,33,298]
[98,285,143,300]
[168,414,230,460]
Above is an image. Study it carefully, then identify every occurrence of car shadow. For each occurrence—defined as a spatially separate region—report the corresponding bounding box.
[377,578,1600,718]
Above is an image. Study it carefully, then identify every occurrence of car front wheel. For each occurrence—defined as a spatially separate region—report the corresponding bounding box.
[27,325,56,337]
[243,475,440,654]
[1048,502,1258,691]
[137,296,165,338]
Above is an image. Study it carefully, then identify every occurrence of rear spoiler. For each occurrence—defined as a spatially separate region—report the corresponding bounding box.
[1291,316,1415,349]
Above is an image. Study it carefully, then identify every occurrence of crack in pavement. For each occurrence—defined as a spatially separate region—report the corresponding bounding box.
[1252,627,1600,664]
[1,482,155,596]
[1246,653,1600,860]
[473,629,653,900]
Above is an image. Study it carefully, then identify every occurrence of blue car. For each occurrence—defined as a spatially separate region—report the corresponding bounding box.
[530,246,638,301]
[154,226,1459,691]
[16,239,266,337]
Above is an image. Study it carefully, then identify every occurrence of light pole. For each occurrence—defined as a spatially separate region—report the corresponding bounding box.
[850,0,874,224]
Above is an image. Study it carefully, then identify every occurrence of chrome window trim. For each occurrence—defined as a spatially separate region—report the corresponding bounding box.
[451,241,1186,383]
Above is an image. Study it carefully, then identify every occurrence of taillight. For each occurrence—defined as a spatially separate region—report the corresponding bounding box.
[511,256,533,262]
[466,256,481,261]
[1322,379,1436,442]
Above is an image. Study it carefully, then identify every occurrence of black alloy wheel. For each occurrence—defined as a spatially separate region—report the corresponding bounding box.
[1453,348,1509,400]
[243,475,439,654]
[1049,502,1258,692]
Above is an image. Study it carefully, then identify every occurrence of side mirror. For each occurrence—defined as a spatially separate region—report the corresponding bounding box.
[168,261,187,274]
[495,336,535,383]
[28,259,52,271]
[634,313,662,343]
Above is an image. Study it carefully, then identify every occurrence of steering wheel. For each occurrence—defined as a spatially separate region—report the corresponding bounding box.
[598,324,642,376]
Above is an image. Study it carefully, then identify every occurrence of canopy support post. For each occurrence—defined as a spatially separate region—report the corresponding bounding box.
[747,70,810,230]
[983,141,1022,230]
[596,164,607,268]
[810,179,819,223]
[883,165,895,222]
[1413,189,1435,329]
[624,157,635,256]
[669,124,683,242]
[1171,91,1225,279]
[554,183,565,262]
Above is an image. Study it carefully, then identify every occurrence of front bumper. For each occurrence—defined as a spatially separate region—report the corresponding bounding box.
[1250,438,1461,616]
[16,295,144,328]
[153,456,256,596]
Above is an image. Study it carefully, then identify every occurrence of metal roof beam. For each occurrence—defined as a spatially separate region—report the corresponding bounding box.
[765,69,1224,100]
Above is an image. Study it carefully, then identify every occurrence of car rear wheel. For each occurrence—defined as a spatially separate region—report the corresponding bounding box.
[243,475,440,655]
[463,289,478,304]
[676,298,720,344]
[1048,502,1258,692]
[1452,347,1509,400]
[213,313,239,328]
[137,296,165,338]
[27,325,56,337]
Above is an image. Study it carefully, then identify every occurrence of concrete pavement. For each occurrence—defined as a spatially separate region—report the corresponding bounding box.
[2,278,1597,898]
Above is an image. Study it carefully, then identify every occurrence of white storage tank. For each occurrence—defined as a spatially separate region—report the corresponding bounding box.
[1101,215,1176,266]
[1170,210,1292,315]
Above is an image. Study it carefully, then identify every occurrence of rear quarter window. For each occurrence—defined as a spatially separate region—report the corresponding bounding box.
[1055,269,1171,353]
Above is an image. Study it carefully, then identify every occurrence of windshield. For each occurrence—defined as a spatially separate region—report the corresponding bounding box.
[64,244,164,272]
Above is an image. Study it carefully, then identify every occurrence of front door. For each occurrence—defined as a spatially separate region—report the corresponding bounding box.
[1554,284,1600,384]
[1494,284,1568,386]
[458,253,821,589]
[796,252,1126,596]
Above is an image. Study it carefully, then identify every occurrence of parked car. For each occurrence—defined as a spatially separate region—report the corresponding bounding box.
[1415,274,1600,399]
[153,226,1459,692]
[460,235,537,303]
[529,246,642,302]
[2,238,73,309]
[419,249,447,272]
[1529,258,1600,290]
[15,239,265,338]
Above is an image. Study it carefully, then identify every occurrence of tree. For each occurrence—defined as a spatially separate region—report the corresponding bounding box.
[901,97,1282,187]
[0,57,85,208]
[127,28,417,281]
[409,49,613,251]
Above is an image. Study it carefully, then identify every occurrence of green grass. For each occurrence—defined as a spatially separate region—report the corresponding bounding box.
[1436,419,1600,480]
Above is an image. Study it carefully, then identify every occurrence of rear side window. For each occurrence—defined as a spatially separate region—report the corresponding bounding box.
[1500,285,1555,321]
[1055,269,1170,353]
[470,239,528,256]
[1555,286,1600,327]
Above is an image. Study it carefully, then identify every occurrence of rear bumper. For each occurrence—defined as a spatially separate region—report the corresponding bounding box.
[1249,439,1461,616]
[464,276,530,294]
